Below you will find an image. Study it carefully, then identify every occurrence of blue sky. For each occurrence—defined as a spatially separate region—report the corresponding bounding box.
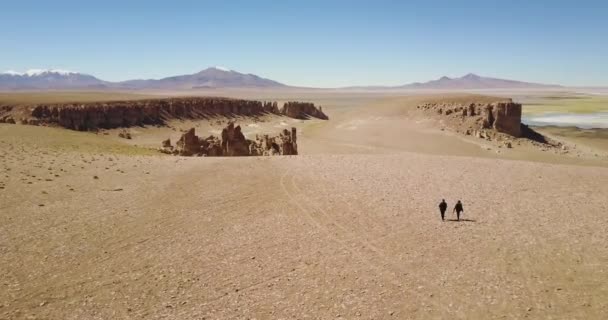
[1,0,607,87]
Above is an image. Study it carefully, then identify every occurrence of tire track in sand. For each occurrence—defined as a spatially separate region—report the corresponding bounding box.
[279,168,406,289]
[286,167,464,316]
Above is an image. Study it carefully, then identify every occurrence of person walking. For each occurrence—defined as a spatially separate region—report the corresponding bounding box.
[438,199,448,221]
[453,200,464,221]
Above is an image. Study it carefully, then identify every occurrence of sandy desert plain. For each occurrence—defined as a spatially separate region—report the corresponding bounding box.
[1,89,608,320]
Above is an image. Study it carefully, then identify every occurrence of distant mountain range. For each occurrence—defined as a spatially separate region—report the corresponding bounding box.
[0,68,559,90]
[344,73,559,90]
[399,73,559,90]
[117,67,285,89]
[0,67,286,90]
[0,69,108,90]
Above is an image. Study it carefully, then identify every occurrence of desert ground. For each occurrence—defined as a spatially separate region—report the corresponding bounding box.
[1,91,608,319]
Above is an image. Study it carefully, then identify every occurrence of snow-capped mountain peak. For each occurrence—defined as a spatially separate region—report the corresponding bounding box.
[1,69,79,76]
[2,70,23,76]
[0,68,107,89]
[25,69,77,76]
[212,66,232,72]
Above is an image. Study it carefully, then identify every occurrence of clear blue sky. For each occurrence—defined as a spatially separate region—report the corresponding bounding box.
[1,0,607,87]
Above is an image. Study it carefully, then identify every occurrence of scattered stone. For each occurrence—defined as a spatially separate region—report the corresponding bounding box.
[102,188,124,192]
[118,129,132,139]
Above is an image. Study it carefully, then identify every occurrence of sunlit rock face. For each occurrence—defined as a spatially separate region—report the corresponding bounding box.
[166,124,298,157]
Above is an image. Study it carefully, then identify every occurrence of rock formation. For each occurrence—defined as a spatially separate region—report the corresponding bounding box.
[0,97,327,130]
[159,138,174,154]
[221,123,250,156]
[417,101,522,137]
[161,138,172,148]
[175,128,200,156]
[490,102,522,137]
[249,128,298,156]
[166,123,298,157]
[281,102,329,120]
[415,100,566,151]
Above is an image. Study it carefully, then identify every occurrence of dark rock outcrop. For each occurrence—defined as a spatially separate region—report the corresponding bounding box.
[27,97,280,131]
[175,128,200,156]
[166,123,298,157]
[0,105,16,124]
[160,138,174,154]
[221,123,250,156]
[281,102,328,120]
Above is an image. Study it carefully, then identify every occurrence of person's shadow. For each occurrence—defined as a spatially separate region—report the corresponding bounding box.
[446,219,476,222]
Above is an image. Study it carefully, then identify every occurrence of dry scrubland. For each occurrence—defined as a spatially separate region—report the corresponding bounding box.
[1,91,608,319]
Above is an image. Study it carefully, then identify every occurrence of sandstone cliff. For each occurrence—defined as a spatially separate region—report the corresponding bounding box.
[415,100,566,151]
[0,97,327,130]
[418,101,522,137]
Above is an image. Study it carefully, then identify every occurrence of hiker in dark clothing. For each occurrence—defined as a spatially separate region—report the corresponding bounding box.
[453,200,464,221]
[438,199,447,221]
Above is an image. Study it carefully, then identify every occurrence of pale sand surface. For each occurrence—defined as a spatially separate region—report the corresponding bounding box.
[1,92,608,319]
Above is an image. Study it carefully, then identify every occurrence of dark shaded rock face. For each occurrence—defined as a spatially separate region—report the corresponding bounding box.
[0,106,15,123]
[281,102,329,120]
[27,98,279,131]
[167,123,298,157]
[221,123,250,156]
[175,128,200,156]
[1,97,327,130]
[279,127,298,155]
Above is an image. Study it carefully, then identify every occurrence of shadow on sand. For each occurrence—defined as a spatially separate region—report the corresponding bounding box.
[446,219,476,222]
